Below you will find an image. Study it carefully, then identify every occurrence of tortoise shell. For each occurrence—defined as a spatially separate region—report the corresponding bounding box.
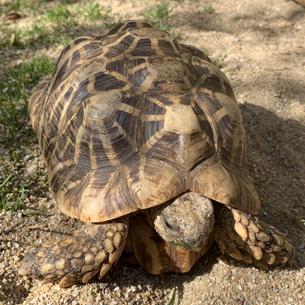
[29,21,260,222]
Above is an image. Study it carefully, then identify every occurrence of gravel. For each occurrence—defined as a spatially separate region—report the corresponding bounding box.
[1,0,305,304]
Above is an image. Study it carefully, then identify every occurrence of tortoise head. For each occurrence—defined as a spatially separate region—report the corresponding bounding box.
[148,192,214,272]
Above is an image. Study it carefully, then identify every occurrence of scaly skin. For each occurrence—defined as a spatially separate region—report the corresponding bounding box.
[20,220,128,288]
[214,206,294,268]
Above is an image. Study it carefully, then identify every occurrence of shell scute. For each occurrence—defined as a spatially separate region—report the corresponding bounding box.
[29,20,260,222]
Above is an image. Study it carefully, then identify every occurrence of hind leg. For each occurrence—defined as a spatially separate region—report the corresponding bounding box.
[214,206,293,267]
[20,220,128,288]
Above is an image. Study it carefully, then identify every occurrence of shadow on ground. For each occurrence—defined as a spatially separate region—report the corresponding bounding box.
[10,102,303,304]
[241,103,305,263]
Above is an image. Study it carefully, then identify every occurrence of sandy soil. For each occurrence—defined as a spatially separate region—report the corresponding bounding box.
[0,0,305,304]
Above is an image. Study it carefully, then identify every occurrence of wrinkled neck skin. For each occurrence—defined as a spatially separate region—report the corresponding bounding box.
[146,192,214,272]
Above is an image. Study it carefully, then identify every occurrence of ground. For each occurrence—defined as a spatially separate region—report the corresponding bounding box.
[0,0,304,304]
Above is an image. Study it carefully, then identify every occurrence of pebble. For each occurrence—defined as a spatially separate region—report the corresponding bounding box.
[1,2,305,305]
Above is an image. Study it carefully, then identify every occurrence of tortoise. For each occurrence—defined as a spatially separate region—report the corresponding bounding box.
[20,20,294,288]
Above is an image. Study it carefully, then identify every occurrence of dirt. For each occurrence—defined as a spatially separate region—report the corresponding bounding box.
[0,0,305,304]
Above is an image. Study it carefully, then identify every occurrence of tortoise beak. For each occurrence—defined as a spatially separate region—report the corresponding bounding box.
[163,238,212,273]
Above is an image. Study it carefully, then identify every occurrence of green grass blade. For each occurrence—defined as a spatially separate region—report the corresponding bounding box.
[0,174,13,190]
[166,287,177,305]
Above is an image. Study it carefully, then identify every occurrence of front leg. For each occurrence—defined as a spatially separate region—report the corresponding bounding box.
[214,206,294,267]
[20,220,128,288]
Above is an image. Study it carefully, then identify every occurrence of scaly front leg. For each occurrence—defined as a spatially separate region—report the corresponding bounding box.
[214,206,294,268]
[20,220,128,288]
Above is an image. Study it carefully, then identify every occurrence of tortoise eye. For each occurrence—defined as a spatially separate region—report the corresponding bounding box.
[165,220,174,230]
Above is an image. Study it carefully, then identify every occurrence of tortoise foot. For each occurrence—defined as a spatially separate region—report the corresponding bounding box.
[20,221,128,288]
[214,207,294,268]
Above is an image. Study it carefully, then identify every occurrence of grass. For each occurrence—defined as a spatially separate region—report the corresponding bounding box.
[0,57,54,145]
[45,5,72,24]
[0,145,49,211]
[0,0,115,212]
[201,4,215,14]
[6,23,75,48]
[0,0,52,16]
[0,1,112,49]
[0,57,53,211]
[1,152,30,211]
[142,2,172,31]
[166,287,178,305]
[85,1,110,20]
[0,0,29,15]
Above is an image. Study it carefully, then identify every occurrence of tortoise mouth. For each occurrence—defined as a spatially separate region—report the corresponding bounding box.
[162,236,213,273]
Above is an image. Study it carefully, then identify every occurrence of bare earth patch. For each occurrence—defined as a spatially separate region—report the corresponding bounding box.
[0,0,304,304]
